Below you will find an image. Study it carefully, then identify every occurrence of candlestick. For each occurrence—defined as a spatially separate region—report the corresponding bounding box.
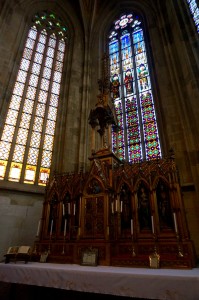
[116,199,118,212]
[131,219,133,235]
[151,215,154,233]
[173,212,178,233]
[50,219,53,235]
[74,203,76,216]
[111,202,114,214]
[64,219,67,237]
[121,201,123,213]
[63,203,65,216]
[36,219,41,236]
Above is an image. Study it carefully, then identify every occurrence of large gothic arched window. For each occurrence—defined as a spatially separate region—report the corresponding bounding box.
[0,11,67,185]
[187,0,199,33]
[109,13,161,163]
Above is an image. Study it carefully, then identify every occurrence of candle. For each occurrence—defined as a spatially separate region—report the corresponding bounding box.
[173,212,178,233]
[131,219,133,235]
[107,226,109,235]
[64,219,67,236]
[111,202,114,214]
[73,203,76,216]
[68,203,70,214]
[36,219,41,236]
[151,215,154,233]
[121,201,123,213]
[63,203,65,216]
[50,219,53,235]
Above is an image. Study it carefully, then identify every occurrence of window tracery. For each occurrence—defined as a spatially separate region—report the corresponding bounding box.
[0,11,67,185]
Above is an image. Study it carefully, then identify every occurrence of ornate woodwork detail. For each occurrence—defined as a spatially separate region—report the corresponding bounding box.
[34,152,197,269]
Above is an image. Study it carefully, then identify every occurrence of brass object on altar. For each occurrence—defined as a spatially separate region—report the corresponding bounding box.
[40,251,48,263]
[149,252,160,269]
[81,248,98,266]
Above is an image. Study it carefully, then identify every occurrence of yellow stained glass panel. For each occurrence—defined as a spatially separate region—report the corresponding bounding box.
[9,162,22,182]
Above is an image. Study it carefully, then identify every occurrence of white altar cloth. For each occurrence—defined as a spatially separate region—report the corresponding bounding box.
[0,262,199,300]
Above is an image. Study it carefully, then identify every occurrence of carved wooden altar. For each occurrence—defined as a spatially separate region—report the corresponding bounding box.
[34,149,196,269]
[34,54,196,269]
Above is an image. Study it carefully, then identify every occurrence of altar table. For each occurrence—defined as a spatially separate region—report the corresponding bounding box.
[0,262,199,299]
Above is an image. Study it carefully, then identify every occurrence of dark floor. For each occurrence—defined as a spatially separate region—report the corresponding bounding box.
[0,282,157,300]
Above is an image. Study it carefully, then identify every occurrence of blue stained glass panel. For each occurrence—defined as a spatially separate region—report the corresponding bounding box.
[133,29,143,44]
[121,34,131,49]
[109,40,119,54]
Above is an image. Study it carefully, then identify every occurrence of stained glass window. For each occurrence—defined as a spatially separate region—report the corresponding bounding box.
[0,11,67,185]
[187,0,199,33]
[109,14,162,163]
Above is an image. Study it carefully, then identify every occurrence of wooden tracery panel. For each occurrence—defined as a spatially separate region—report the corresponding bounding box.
[156,180,174,232]
[84,196,105,239]
[137,182,152,232]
